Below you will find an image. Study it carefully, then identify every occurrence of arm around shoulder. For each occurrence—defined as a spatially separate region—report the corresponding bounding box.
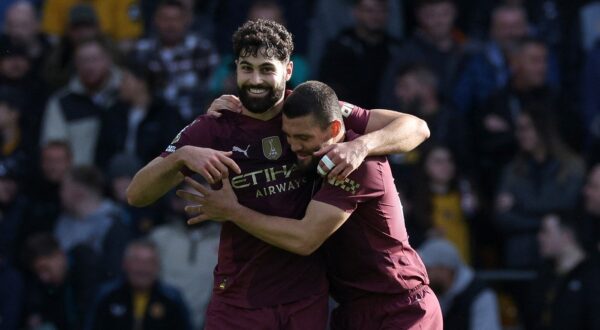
[361,109,430,155]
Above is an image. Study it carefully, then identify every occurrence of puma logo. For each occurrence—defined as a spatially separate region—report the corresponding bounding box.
[232,145,250,158]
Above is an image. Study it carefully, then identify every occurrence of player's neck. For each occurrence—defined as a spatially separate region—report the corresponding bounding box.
[240,99,284,121]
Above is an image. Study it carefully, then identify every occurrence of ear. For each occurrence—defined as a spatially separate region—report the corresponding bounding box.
[330,120,342,137]
[285,60,293,81]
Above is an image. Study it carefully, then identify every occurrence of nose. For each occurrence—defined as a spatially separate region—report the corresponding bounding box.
[249,71,262,85]
[289,140,302,154]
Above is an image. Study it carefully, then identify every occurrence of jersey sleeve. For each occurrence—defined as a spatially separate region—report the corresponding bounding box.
[160,116,216,157]
[339,101,370,135]
[312,159,385,213]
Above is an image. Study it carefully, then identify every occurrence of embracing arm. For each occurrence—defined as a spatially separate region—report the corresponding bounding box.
[179,178,350,256]
[361,109,430,155]
[316,110,430,179]
[226,201,349,256]
[127,146,241,207]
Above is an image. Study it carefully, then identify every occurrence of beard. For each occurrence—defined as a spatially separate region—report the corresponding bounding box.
[238,81,285,114]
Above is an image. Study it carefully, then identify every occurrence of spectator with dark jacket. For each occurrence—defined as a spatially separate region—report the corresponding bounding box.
[95,67,184,169]
[495,106,585,269]
[23,233,102,330]
[528,212,600,330]
[318,0,401,108]
[87,239,191,330]
[472,38,564,202]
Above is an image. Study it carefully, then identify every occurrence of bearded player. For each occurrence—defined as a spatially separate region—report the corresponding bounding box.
[127,20,429,329]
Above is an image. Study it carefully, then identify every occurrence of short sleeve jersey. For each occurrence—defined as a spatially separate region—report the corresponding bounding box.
[313,132,429,304]
[161,101,369,308]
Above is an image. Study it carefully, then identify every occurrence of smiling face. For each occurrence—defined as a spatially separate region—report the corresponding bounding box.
[282,114,335,171]
[236,50,292,114]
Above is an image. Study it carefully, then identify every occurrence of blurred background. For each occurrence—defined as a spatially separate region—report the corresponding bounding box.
[0,0,599,329]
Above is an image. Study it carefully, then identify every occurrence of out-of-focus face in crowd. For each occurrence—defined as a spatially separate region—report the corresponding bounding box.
[425,146,456,186]
[41,144,72,184]
[353,0,389,35]
[4,2,39,44]
[510,42,548,88]
[515,113,541,153]
[74,41,112,90]
[416,1,456,41]
[154,3,188,47]
[491,6,528,51]
[538,214,567,258]
[33,251,68,286]
[123,244,160,291]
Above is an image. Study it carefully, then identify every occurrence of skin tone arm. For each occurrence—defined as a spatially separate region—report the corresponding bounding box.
[126,146,241,207]
[316,109,430,179]
[207,95,430,179]
[177,177,350,256]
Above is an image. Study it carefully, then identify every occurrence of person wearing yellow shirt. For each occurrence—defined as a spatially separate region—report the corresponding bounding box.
[41,0,142,44]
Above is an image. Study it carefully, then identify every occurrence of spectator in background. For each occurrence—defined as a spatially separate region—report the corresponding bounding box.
[307,0,405,76]
[41,0,142,48]
[318,0,401,108]
[409,145,478,262]
[495,107,585,269]
[0,40,48,143]
[418,238,501,330]
[107,153,163,236]
[95,66,184,169]
[42,4,106,91]
[19,141,72,252]
[387,64,470,170]
[472,38,560,202]
[54,166,132,280]
[41,37,122,166]
[150,182,219,329]
[528,212,600,330]
[452,4,559,114]
[209,0,310,96]
[0,253,24,330]
[23,233,101,330]
[583,164,600,256]
[130,0,219,121]
[381,0,466,101]
[87,240,192,330]
[0,1,50,77]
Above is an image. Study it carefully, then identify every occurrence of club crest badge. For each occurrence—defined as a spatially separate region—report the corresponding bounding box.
[262,136,282,160]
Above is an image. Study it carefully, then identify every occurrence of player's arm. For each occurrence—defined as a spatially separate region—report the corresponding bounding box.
[126,146,240,207]
[316,109,430,179]
[178,178,350,256]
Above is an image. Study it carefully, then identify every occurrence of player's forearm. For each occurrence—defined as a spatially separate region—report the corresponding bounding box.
[361,110,430,155]
[228,205,320,256]
[127,155,185,207]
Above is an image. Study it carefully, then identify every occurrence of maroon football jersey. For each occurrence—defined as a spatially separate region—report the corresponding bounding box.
[161,102,369,308]
[313,132,429,304]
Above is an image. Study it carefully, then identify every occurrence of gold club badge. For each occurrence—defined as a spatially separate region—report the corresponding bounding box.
[262,136,282,160]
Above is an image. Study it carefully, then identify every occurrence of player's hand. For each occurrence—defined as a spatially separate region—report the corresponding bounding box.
[177,146,241,184]
[206,95,243,117]
[313,139,368,180]
[177,177,239,224]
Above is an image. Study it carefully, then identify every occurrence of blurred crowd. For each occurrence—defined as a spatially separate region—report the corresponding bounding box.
[0,0,599,329]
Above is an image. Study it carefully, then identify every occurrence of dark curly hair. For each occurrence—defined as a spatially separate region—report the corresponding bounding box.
[232,19,294,61]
